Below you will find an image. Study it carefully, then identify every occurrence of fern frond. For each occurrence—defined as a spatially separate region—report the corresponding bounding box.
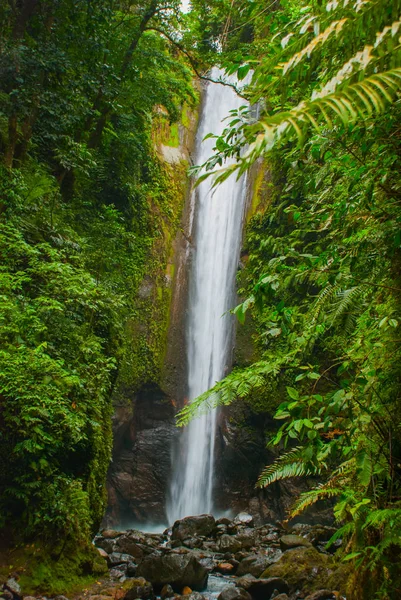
[257,446,321,488]
[363,508,401,530]
[176,360,280,426]
[246,69,401,163]
[291,484,342,518]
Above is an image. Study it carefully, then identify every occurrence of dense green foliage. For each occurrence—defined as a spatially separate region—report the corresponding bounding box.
[180,0,401,598]
[0,0,201,552]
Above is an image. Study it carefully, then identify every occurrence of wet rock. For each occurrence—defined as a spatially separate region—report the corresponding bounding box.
[261,547,334,594]
[136,552,208,592]
[216,517,231,526]
[303,527,337,546]
[215,524,228,536]
[115,534,149,559]
[110,564,128,579]
[96,537,115,554]
[160,584,175,599]
[1,590,13,600]
[304,592,336,600]
[127,562,138,577]
[271,595,289,600]
[279,535,312,551]
[236,555,272,577]
[181,593,205,600]
[102,529,123,539]
[5,579,21,597]
[123,577,154,600]
[218,587,252,600]
[227,524,239,535]
[182,587,192,595]
[236,577,289,600]
[96,547,110,560]
[183,538,201,549]
[171,515,215,541]
[105,388,177,525]
[215,563,235,575]
[218,535,241,553]
[235,530,256,550]
[109,552,135,566]
[22,597,37,600]
[233,513,254,528]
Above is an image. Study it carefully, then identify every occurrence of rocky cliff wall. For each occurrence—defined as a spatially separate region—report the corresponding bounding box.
[103,99,200,527]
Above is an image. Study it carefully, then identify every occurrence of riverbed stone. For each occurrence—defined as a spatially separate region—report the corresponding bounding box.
[102,529,123,539]
[235,577,289,600]
[136,552,208,592]
[127,562,138,577]
[217,586,252,600]
[171,515,216,541]
[304,592,336,600]
[160,585,175,599]
[5,579,21,597]
[123,577,154,600]
[109,552,135,566]
[233,513,254,527]
[215,562,235,575]
[236,555,272,577]
[279,535,312,551]
[181,592,205,600]
[218,534,241,553]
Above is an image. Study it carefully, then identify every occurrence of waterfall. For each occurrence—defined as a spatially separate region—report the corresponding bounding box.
[167,68,249,523]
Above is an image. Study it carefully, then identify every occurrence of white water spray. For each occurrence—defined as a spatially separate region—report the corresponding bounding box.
[167,69,249,522]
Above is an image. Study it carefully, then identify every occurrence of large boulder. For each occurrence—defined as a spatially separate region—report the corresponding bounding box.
[236,555,272,578]
[115,531,155,558]
[261,547,336,595]
[171,515,216,541]
[136,552,208,592]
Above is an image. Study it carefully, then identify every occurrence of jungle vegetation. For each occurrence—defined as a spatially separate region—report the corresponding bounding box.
[1,0,401,598]
[180,0,401,598]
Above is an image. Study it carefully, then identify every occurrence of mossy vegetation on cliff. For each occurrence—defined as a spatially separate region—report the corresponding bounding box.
[0,0,204,586]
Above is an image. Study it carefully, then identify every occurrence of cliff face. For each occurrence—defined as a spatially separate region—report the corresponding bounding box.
[104,102,199,527]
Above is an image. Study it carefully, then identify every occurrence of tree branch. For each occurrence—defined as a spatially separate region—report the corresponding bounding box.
[145,27,248,99]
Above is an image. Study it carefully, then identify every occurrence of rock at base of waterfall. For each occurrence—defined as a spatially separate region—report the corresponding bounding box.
[235,576,289,600]
[160,584,175,599]
[279,534,313,551]
[181,592,205,600]
[218,534,241,554]
[304,592,337,600]
[233,513,254,528]
[215,562,235,575]
[136,552,208,592]
[236,554,273,578]
[5,579,21,598]
[261,547,334,594]
[123,577,154,600]
[217,586,252,600]
[171,515,216,541]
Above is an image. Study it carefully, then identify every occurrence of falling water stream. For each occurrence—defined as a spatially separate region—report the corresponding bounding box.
[167,68,249,523]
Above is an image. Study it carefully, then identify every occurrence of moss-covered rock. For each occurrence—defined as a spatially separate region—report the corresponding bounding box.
[261,547,345,596]
[0,539,107,596]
